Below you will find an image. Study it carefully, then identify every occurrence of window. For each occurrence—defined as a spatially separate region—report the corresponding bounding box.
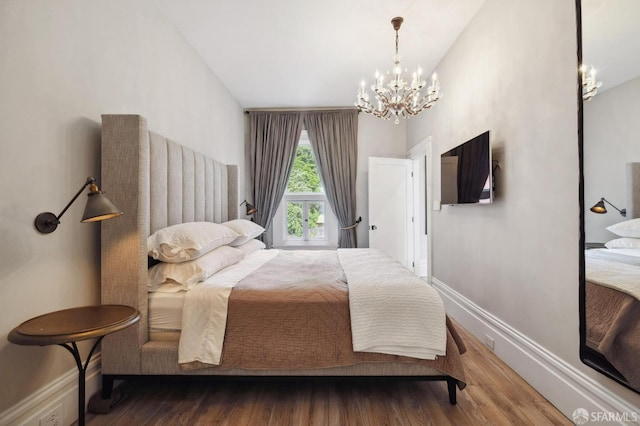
[273,131,337,248]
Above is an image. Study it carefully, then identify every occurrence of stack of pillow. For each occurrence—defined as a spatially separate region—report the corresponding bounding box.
[147,219,266,292]
[604,218,640,252]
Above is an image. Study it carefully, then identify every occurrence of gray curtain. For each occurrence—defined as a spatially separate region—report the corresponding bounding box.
[249,111,304,247]
[304,110,359,248]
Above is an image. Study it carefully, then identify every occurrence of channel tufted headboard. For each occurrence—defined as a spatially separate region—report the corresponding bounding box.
[627,162,640,219]
[99,114,238,375]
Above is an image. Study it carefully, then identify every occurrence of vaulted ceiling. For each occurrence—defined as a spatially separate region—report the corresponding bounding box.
[154,0,486,108]
[582,0,640,93]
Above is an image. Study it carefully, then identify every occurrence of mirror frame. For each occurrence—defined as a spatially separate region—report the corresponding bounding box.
[577,0,640,395]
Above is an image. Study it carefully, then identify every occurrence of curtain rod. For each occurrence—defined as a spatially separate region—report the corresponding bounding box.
[244,106,359,114]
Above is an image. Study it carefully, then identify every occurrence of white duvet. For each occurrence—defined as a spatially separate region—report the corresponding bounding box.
[586,257,640,302]
[338,249,446,360]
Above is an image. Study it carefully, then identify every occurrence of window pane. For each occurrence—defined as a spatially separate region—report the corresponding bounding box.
[308,202,325,240]
[286,144,323,194]
[286,201,304,240]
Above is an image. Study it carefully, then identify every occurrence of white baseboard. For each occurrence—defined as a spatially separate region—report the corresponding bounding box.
[432,278,640,421]
[0,353,102,426]
[416,260,428,278]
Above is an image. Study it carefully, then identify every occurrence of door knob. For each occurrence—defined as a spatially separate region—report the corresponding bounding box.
[370,225,377,230]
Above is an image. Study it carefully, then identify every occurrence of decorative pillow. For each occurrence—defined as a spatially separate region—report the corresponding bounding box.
[605,237,640,250]
[606,218,640,238]
[221,219,265,246]
[148,245,244,292]
[235,239,266,256]
[148,222,239,263]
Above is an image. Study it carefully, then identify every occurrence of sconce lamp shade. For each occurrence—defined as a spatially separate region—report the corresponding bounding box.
[35,178,123,234]
[589,197,626,217]
[590,199,607,214]
[81,184,124,222]
[240,200,257,216]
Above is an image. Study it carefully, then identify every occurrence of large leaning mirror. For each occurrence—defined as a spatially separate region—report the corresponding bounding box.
[580,0,640,393]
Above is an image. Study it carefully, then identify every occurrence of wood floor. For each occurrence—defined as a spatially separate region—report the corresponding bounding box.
[87,321,571,425]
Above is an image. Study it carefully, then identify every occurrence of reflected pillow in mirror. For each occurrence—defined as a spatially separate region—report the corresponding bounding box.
[605,237,640,250]
[607,218,640,238]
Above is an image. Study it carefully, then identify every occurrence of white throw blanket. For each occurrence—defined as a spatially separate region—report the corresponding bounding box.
[338,249,447,360]
[178,249,278,365]
[586,257,640,302]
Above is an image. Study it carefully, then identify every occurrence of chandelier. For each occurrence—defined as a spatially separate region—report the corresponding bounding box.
[355,17,441,124]
[580,64,602,101]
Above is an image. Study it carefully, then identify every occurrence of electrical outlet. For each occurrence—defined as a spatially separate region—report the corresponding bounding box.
[40,404,63,426]
[484,334,495,351]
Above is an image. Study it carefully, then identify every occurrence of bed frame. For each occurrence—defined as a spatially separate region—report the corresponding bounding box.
[98,114,460,406]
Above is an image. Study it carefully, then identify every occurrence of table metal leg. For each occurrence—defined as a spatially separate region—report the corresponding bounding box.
[58,337,104,426]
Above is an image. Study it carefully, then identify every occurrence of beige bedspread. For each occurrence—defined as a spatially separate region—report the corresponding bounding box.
[181,250,466,388]
[586,281,640,389]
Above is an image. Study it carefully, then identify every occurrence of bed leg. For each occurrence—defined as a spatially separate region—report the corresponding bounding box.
[101,375,114,399]
[88,376,124,414]
[447,378,457,405]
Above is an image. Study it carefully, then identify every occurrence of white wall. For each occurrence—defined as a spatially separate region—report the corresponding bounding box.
[407,0,640,416]
[0,0,244,418]
[584,76,640,242]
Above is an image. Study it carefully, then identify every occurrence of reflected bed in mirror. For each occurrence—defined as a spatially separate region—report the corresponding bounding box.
[580,0,640,394]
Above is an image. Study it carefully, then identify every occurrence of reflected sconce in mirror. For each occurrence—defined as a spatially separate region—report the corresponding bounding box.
[240,200,257,216]
[34,177,123,234]
[589,197,627,217]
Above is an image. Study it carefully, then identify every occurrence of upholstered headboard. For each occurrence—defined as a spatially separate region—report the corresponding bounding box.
[627,162,640,219]
[100,114,238,374]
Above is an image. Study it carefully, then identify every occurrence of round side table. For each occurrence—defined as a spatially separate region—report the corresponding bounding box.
[8,305,140,426]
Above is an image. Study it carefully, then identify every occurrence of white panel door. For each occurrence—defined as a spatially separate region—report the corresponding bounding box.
[368,157,413,269]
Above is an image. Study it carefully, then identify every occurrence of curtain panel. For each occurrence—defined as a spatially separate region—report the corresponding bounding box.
[304,110,359,248]
[248,111,304,247]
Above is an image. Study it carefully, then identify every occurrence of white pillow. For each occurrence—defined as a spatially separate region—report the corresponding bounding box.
[605,237,640,250]
[221,219,265,246]
[148,222,239,263]
[235,239,266,256]
[148,245,244,292]
[606,218,640,238]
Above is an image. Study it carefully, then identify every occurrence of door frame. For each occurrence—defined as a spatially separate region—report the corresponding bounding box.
[407,136,433,282]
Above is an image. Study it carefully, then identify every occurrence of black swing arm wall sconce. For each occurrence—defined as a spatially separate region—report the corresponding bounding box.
[240,199,257,216]
[34,177,123,234]
[589,197,627,217]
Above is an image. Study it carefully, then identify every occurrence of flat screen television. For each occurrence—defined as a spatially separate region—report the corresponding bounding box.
[440,130,492,205]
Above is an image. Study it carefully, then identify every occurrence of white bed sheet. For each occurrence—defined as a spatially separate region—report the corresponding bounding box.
[149,291,184,331]
[148,249,275,332]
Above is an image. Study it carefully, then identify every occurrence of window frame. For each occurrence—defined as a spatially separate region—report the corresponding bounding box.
[272,132,338,249]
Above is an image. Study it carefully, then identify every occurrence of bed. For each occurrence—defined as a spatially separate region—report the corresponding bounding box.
[97,114,466,407]
[585,246,640,388]
[584,163,640,389]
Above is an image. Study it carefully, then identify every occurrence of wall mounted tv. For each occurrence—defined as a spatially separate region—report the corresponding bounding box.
[440,130,492,205]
